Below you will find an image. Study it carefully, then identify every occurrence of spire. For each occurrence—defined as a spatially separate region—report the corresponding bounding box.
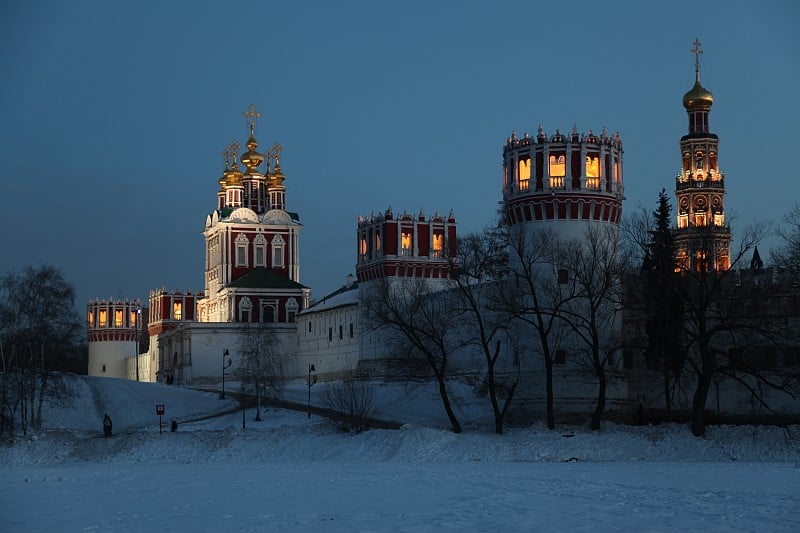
[750,246,764,271]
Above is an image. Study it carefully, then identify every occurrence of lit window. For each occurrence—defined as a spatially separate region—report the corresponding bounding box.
[675,250,687,272]
[130,310,137,327]
[375,233,381,253]
[586,156,600,178]
[518,157,531,191]
[115,310,123,328]
[518,157,531,180]
[549,155,565,177]
[432,233,444,258]
[99,309,107,327]
[173,302,182,320]
[401,232,412,256]
[87,310,94,326]
[714,214,725,226]
[359,237,367,260]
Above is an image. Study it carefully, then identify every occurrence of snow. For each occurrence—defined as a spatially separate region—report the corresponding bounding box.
[1,376,799,532]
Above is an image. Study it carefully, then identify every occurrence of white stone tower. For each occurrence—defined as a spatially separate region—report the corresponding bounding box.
[87,298,142,379]
[502,125,624,241]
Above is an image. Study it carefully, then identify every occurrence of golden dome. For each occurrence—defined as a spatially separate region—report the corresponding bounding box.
[683,79,714,110]
[240,133,265,174]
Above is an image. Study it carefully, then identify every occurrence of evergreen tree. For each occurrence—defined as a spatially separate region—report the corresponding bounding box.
[642,190,683,421]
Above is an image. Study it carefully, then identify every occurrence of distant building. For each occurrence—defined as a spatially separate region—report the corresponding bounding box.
[87,298,147,380]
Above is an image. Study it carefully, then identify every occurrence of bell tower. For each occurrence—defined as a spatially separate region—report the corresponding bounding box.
[674,40,732,272]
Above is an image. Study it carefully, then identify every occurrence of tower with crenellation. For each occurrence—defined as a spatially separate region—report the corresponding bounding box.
[501,124,625,242]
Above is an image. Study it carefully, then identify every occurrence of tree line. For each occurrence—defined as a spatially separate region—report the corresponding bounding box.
[363,199,800,436]
[0,266,85,440]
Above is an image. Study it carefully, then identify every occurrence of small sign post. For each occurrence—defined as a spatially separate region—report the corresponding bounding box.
[156,404,165,433]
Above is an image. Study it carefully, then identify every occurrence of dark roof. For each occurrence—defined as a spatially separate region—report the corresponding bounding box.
[287,211,300,223]
[229,268,308,290]
[317,280,358,302]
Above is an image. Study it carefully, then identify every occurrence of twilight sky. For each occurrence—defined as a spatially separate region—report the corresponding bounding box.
[1,0,798,312]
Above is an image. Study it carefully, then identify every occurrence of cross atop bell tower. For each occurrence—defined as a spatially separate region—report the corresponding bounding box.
[674,41,731,273]
[691,38,703,81]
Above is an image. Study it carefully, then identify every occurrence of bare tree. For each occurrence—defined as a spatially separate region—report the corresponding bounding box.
[499,225,565,430]
[452,229,518,434]
[771,202,800,283]
[0,266,82,438]
[674,222,799,436]
[555,225,628,430]
[237,323,286,422]
[321,370,375,433]
[361,276,463,433]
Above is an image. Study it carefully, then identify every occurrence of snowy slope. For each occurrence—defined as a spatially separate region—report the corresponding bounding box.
[1,376,799,532]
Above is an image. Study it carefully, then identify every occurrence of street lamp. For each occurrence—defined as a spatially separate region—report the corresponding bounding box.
[220,349,231,399]
[307,363,316,418]
[135,305,141,382]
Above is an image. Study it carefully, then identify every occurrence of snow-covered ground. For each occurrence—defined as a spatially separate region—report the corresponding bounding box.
[1,376,799,532]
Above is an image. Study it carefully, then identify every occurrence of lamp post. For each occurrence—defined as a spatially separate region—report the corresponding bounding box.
[307,363,316,419]
[135,305,141,382]
[220,349,231,399]
[241,381,246,430]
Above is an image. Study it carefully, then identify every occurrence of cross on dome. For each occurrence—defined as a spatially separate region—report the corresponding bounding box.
[242,104,262,135]
[691,38,703,80]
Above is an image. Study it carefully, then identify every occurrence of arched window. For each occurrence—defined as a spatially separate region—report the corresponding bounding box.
[401,231,412,256]
[235,233,249,267]
[173,301,182,320]
[239,297,252,322]
[115,309,124,327]
[586,156,600,178]
[432,233,444,258]
[254,234,267,267]
[359,236,367,260]
[518,157,531,190]
[286,298,299,323]
[99,309,107,327]
[549,155,565,177]
[271,234,285,268]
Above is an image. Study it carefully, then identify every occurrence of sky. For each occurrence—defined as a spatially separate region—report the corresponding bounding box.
[1,376,798,531]
[1,1,799,312]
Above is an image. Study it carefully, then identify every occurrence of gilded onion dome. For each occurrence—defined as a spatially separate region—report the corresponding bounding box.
[683,39,714,110]
[683,78,714,110]
[267,142,286,187]
[225,140,243,187]
[240,128,265,173]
